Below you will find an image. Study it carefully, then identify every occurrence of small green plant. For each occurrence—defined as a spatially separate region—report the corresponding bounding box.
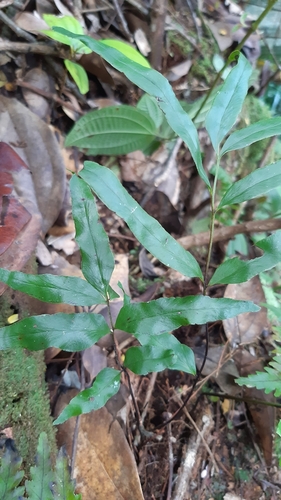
[42,16,150,95]
[42,15,90,94]
[1,35,281,434]
[0,432,80,499]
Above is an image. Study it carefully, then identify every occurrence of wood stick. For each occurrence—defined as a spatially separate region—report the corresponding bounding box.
[178,218,281,250]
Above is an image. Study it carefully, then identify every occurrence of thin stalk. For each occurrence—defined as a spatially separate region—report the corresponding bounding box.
[105,293,142,430]
[203,158,220,292]
[194,0,278,121]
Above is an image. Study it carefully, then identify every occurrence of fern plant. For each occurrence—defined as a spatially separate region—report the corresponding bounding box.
[0,433,80,499]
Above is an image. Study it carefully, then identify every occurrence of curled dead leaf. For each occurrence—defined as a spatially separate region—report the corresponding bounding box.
[223,276,268,346]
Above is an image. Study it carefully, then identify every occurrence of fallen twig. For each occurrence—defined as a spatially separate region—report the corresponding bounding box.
[16,79,84,114]
[178,218,281,250]
[0,40,71,58]
[0,10,35,42]
[172,407,215,499]
[150,0,167,70]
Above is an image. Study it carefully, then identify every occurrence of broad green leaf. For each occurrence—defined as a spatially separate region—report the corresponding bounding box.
[277,419,281,436]
[64,60,89,94]
[42,15,91,54]
[53,448,81,499]
[0,450,24,500]
[54,368,120,424]
[205,53,252,153]
[101,39,150,68]
[53,28,209,187]
[0,313,110,351]
[236,355,281,397]
[124,333,196,375]
[137,94,164,129]
[115,295,259,334]
[65,105,157,155]
[209,231,281,285]
[124,346,176,375]
[0,268,105,306]
[80,162,203,279]
[221,117,281,156]
[70,176,117,298]
[218,161,281,208]
[25,433,53,500]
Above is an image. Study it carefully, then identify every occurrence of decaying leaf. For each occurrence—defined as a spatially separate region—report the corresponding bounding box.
[0,143,42,294]
[234,349,274,466]
[55,390,144,500]
[223,276,268,345]
[0,95,66,234]
[194,345,240,396]
[22,68,51,120]
[14,11,49,33]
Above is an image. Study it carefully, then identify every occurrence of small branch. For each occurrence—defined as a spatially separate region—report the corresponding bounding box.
[106,295,142,431]
[177,398,219,474]
[140,372,157,425]
[172,408,214,500]
[0,0,14,8]
[0,10,35,43]
[16,79,84,114]
[201,391,281,409]
[178,217,281,250]
[125,0,149,16]
[185,0,200,40]
[112,0,133,42]
[166,415,174,500]
[194,0,279,121]
[0,40,71,58]
[257,136,277,169]
[150,0,167,70]
[71,355,85,478]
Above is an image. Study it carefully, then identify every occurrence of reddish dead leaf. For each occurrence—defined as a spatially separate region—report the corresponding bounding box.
[0,143,42,294]
[0,95,66,234]
[0,164,31,256]
[234,349,274,466]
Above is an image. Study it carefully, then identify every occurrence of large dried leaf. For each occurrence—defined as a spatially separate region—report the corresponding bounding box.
[22,68,51,120]
[223,276,268,345]
[194,345,240,396]
[55,391,144,500]
[0,95,65,234]
[234,350,274,465]
[0,143,42,294]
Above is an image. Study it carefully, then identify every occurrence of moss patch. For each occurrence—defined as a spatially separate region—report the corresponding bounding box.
[168,31,216,85]
[0,348,57,470]
[0,260,57,471]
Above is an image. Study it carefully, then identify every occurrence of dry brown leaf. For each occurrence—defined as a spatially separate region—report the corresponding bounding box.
[14,11,49,33]
[22,68,51,120]
[166,59,192,82]
[194,345,240,396]
[55,390,144,500]
[223,276,268,345]
[0,95,66,234]
[79,53,114,85]
[234,349,274,466]
[82,345,107,381]
[36,0,56,16]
